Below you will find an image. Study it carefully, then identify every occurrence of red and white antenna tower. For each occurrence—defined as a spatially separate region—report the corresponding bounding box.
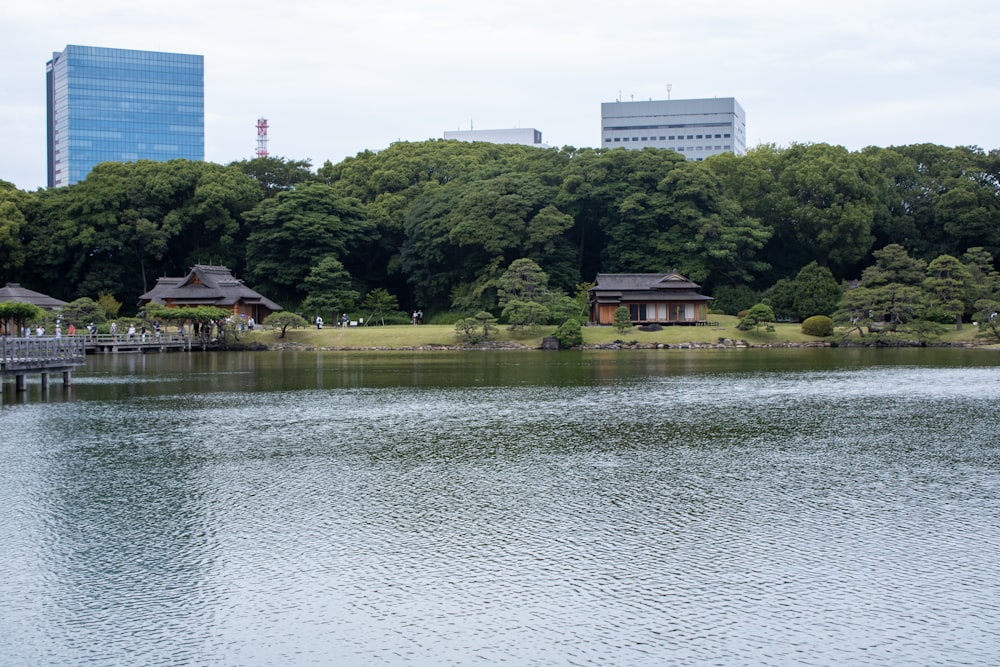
[255,117,269,158]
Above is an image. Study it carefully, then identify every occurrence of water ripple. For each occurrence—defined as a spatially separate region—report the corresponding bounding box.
[1,352,999,664]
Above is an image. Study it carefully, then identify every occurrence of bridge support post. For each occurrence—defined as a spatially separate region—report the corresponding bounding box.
[63,370,72,387]
[16,373,26,392]
[41,372,49,391]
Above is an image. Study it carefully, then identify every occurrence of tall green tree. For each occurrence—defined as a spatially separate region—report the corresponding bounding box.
[557,148,685,278]
[0,181,29,283]
[244,182,371,307]
[837,244,926,332]
[923,254,971,329]
[300,255,360,319]
[890,144,1000,259]
[361,288,399,326]
[656,161,771,289]
[230,156,316,196]
[963,247,999,309]
[19,160,260,307]
[792,261,842,318]
[496,258,552,307]
[322,140,554,303]
[400,168,571,311]
[769,143,881,272]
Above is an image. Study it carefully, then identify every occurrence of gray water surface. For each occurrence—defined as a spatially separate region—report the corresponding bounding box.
[1,349,999,665]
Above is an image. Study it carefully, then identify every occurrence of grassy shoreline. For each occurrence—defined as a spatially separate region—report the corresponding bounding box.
[238,315,990,350]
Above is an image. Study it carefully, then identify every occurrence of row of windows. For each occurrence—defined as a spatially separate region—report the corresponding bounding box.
[57,124,203,140]
[60,62,202,75]
[64,49,202,65]
[64,138,203,150]
[607,132,731,141]
[63,83,203,98]
[60,148,202,159]
[602,122,733,131]
[64,109,203,122]
[63,70,202,83]
[67,62,202,76]
[627,303,701,321]
[606,139,733,151]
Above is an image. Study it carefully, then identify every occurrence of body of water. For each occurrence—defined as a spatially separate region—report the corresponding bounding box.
[1,348,999,665]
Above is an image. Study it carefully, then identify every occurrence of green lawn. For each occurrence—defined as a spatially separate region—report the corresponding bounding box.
[240,316,862,349]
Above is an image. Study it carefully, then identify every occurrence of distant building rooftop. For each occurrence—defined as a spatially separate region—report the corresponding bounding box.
[444,127,548,147]
[0,283,68,310]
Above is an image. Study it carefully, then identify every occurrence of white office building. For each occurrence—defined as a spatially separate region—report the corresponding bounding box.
[444,127,547,147]
[601,97,746,160]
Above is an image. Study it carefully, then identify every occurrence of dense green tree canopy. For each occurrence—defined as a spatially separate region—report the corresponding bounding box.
[230,156,316,196]
[244,182,371,307]
[16,160,261,304]
[3,140,998,327]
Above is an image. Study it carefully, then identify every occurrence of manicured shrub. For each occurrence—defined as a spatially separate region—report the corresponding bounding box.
[801,315,834,337]
[554,318,584,349]
[613,306,632,333]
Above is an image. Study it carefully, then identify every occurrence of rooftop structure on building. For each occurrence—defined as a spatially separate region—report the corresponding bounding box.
[46,45,205,188]
[444,127,548,148]
[0,283,68,310]
[137,265,282,324]
[601,97,746,160]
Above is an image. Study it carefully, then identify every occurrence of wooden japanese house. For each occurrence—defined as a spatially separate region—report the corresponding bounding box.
[138,265,282,322]
[589,272,713,325]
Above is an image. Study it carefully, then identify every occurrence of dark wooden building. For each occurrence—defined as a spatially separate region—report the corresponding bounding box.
[138,265,282,323]
[589,272,713,325]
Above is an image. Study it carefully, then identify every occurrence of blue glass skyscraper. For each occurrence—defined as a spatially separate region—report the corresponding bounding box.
[46,45,204,188]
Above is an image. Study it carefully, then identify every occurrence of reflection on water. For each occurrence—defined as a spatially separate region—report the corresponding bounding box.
[1,349,999,665]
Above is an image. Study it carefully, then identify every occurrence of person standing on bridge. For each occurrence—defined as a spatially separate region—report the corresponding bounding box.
[68,323,76,337]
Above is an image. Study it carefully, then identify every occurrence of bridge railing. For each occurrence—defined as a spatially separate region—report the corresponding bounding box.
[85,332,193,346]
[1,337,87,366]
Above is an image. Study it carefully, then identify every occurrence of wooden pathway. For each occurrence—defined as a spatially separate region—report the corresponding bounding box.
[84,333,196,354]
[1,337,87,392]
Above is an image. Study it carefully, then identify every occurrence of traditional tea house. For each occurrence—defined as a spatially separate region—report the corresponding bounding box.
[138,265,282,323]
[589,272,713,325]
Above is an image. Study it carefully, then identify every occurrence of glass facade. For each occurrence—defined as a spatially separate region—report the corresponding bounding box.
[46,45,204,187]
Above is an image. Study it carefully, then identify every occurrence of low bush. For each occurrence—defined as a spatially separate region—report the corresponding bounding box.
[801,315,834,337]
[554,318,584,349]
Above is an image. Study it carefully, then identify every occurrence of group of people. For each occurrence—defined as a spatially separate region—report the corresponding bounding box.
[18,315,265,340]
[22,323,76,337]
[317,314,354,328]
[411,310,424,325]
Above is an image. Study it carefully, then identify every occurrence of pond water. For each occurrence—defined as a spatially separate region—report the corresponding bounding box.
[1,348,999,665]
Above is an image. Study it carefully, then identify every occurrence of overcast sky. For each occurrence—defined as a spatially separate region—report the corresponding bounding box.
[3,0,998,191]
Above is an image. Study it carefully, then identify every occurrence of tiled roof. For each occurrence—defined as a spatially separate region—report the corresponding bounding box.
[591,272,707,293]
[0,283,69,309]
[138,265,282,311]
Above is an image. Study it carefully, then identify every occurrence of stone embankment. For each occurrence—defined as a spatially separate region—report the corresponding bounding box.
[584,339,831,350]
[266,341,533,352]
[262,338,992,352]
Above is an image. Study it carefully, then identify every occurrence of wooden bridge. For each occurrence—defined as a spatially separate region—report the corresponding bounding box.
[84,333,197,354]
[1,337,87,392]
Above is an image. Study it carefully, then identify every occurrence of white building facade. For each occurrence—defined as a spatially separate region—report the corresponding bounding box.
[444,128,546,147]
[600,97,746,160]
